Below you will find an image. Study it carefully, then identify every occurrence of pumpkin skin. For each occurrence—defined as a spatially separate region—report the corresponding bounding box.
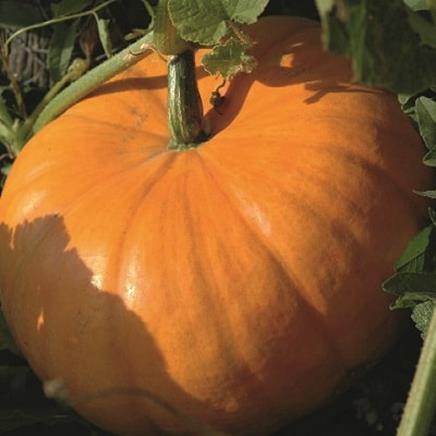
[0,16,433,435]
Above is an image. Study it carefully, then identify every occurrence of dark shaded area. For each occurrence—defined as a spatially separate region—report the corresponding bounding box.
[0,315,427,435]
[0,215,221,435]
[280,325,424,436]
[264,0,319,21]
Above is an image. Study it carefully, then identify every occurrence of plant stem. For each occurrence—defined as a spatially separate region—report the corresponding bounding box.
[153,0,188,55]
[0,44,27,119]
[0,96,13,129]
[167,50,205,150]
[397,308,436,436]
[13,59,89,152]
[33,31,154,134]
[0,89,14,146]
[152,0,204,150]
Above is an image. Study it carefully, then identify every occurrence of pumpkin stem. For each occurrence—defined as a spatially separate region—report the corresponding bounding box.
[167,49,206,150]
[153,0,206,150]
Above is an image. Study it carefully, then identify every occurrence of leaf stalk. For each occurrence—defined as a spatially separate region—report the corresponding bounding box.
[397,308,436,436]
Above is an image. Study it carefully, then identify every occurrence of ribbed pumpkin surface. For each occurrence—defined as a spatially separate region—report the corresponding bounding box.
[0,17,432,435]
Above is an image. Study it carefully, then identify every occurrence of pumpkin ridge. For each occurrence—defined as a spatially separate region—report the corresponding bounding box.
[301,139,429,223]
[2,129,169,206]
[192,153,348,373]
[113,151,186,301]
[61,113,168,138]
[4,151,174,302]
[174,164,244,368]
[196,149,411,365]
[271,139,423,224]
[109,153,180,304]
[74,76,169,130]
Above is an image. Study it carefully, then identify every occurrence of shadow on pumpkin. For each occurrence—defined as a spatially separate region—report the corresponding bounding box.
[83,23,381,141]
[203,26,382,134]
[90,63,209,96]
[0,216,230,436]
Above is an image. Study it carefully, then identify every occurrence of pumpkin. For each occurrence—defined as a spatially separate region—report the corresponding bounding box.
[0,16,432,435]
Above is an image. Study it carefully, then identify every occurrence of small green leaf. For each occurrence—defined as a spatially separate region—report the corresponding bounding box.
[391,292,433,309]
[202,38,257,79]
[0,0,44,27]
[412,300,435,337]
[314,0,335,16]
[404,0,431,10]
[384,272,436,295]
[423,149,436,166]
[415,189,436,199]
[95,17,113,58]
[168,0,268,45]
[429,208,436,226]
[51,0,93,17]
[416,96,436,150]
[398,93,419,122]
[228,0,270,24]
[48,22,78,83]
[396,225,434,271]
[0,91,12,129]
[407,10,436,48]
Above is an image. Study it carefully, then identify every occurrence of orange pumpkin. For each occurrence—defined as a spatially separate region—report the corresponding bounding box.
[0,16,432,435]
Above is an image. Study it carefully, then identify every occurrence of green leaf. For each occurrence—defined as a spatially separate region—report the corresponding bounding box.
[415,189,436,199]
[316,0,436,94]
[0,0,44,27]
[0,91,11,123]
[1,164,11,177]
[407,10,436,48]
[396,225,435,271]
[314,0,335,16]
[168,0,268,45]
[423,149,436,166]
[48,22,78,83]
[429,208,436,226]
[51,0,93,17]
[384,223,436,335]
[384,272,436,296]
[416,97,436,150]
[398,93,420,123]
[202,38,257,79]
[404,0,431,10]
[411,300,435,337]
[95,17,113,58]
[228,0,270,24]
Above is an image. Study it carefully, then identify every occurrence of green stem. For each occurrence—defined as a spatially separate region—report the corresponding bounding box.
[0,97,13,129]
[153,0,188,55]
[397,308,436,436]
[0,122,14,151]
[153,1,204,149]
[0,46,27,118]
[167,50,205,150]
[33,31,154,134]
[0,93,14,146]
[4,0,117,55]
[13,59,89,152]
